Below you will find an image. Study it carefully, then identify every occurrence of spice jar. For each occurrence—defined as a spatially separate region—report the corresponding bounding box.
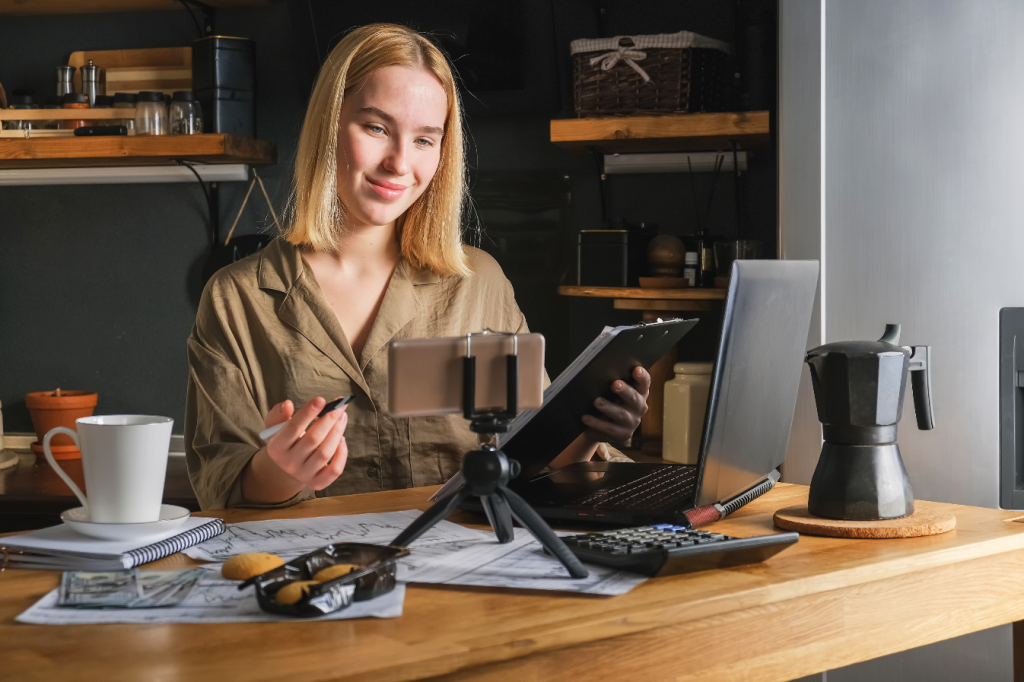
[169,91,203,135]
[60,93,90,130]
[135,91,167,135]
[113,92,137,132]
[662,362,713,465]
[3,94,37,130]
[39,96,63,130]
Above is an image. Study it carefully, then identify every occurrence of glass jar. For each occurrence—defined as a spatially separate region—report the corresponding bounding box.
[3,94,37,130]
[113,92,137,132]
[135,91,167,135]
[169,91,203,135]
[662,362,713,465]
[39,97,63,130]
[60,93,90,130]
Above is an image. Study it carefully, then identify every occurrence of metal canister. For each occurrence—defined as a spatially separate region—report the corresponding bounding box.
[80,60,103,106]
[56,65,76,97]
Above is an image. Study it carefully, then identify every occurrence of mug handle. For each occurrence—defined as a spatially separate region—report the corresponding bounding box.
[43,427,90,515]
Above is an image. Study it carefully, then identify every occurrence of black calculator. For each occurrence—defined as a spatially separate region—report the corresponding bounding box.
[560,524,799,577]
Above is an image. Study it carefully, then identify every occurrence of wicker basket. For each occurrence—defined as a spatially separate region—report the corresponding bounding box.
[571,31,732,117]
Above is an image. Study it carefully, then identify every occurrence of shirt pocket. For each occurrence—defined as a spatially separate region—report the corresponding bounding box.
[275,343,355,409]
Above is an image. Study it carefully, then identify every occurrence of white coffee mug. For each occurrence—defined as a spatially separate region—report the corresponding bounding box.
[43,415,174,523]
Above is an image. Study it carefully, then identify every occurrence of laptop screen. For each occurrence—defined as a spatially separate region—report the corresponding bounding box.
[695,260,819,506]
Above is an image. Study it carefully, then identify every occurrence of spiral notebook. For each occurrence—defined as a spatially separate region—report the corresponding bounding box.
[0,517,225,571]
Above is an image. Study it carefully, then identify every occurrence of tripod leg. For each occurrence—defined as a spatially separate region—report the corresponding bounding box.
[500,489,589,579]
[392,487,471,547]
[481,495,515,544]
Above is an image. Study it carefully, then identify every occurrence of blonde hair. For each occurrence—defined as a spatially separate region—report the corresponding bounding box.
[284,23,470,276]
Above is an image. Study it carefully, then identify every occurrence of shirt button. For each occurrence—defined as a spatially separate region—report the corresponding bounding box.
[367,466,380,478]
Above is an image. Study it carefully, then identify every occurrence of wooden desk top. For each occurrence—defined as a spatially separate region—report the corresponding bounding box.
[5,483,1024,682]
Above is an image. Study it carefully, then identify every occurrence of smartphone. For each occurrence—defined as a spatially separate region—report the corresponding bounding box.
[388,334,545,418]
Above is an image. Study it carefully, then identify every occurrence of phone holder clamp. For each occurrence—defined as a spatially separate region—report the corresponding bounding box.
[390,331,588,579]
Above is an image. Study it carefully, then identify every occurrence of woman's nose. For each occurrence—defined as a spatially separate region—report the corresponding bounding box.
[383,140,411,176]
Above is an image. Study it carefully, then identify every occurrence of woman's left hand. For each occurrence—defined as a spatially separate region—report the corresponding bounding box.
[581,366,650,444]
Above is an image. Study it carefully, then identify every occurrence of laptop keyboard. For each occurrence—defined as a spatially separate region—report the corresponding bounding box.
[569,465,698,512]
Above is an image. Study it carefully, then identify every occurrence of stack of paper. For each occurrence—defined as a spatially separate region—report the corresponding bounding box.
[185,511,647,596]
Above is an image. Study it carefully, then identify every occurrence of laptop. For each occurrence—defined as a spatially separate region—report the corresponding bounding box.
[507,260,820,526]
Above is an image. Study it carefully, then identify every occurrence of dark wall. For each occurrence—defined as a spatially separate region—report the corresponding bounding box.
[0,0,776,434]
[0,3,304,433]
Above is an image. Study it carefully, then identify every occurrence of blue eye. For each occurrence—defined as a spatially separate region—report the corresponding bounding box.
[367,124,385,134]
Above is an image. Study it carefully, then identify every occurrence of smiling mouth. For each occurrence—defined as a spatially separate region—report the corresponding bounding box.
[368,178,409,200]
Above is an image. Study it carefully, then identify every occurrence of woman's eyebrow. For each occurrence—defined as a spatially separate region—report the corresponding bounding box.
[359,106,444,136]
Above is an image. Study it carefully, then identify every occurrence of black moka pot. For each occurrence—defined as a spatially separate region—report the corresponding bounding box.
[805,324,935,520]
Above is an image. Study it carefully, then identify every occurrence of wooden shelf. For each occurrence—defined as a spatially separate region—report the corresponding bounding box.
[0,0,272,14]
[0,109,136,121]
[0,133,276,168]
[550,111,770,154]
[558,285,727,300]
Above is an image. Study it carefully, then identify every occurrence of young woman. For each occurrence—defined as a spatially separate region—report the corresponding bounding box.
[185,23,650,510]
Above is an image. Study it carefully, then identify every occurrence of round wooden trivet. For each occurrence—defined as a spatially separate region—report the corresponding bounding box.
[773,504,956,539]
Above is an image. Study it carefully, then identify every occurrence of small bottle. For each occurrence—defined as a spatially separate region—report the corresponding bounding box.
[60,93,90,130]
[693,231,716,288]
[662,362,713,465]
[40,96,63,130]
[135,91,168,135]
[169,91,203,135]
[3,94,37,131]
[113,92,137,132]
[682,251,698,287]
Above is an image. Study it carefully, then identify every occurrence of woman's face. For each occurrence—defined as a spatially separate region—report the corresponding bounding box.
[335,65,448,230]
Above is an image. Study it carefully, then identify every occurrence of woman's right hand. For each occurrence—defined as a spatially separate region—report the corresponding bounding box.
[262,396,350,491]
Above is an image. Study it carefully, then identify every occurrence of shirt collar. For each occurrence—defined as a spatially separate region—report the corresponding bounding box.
[256,238,299,293]
[256,239,442,291]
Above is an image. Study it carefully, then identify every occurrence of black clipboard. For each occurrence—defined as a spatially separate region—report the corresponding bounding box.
[500,318,698,477]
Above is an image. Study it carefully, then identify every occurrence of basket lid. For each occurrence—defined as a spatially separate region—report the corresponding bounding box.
[570,31,731,56]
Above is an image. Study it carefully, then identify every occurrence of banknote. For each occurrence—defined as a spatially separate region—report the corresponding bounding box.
[59,570,141,607]
[135,569,205,607]
[59,569,205,609]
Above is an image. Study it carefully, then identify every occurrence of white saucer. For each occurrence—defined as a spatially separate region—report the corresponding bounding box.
[61,504,191,541]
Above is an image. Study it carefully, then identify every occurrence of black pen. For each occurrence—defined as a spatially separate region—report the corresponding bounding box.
[259,396,354,441]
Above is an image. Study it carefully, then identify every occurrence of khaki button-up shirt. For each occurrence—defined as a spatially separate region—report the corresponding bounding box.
[185,239,531,510]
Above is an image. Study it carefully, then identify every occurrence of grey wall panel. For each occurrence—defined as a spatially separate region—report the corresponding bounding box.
[779,0,824,486]
[779,1,1024,679]
[824,0,1024,510]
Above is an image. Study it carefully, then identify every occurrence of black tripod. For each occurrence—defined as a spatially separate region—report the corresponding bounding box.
[391,333,588,579]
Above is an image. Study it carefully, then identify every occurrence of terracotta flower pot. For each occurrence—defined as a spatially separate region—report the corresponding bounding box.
[25,389,98,461]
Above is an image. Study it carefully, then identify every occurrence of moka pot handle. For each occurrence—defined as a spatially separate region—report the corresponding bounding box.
[908,345,935,430]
